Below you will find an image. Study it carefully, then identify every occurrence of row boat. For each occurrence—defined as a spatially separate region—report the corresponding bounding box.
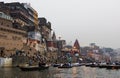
[58,63,72,68]
[19,65,49,71]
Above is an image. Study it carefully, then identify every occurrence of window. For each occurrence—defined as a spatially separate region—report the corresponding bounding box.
[7,25,9,27]
[1,22,3,25]
[33,43,36,47]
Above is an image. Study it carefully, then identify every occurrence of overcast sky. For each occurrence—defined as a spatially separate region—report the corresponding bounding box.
[2,0,120,49]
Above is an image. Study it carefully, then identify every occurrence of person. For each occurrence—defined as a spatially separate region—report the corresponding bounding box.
[68,57,72,65]
[29,59,32,66]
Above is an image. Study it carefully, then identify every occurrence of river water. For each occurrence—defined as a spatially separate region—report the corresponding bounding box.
[0,66,120,78]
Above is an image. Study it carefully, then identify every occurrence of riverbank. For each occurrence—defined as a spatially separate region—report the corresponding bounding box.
[0,66,120,78]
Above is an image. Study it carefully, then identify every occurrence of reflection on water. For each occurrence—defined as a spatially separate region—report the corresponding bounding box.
[0,66,120,78]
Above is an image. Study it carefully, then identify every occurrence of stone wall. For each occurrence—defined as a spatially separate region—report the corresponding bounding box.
[0,18,27,56]
[12,56,29,66]
[0,18,12,27]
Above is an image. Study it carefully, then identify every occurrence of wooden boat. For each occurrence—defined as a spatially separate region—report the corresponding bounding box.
[106,65,120,69]
[19,65,49,71]
[72,63,82,67]
[58,63,72,68]
[97,64,120,69]
[52,64,61,67]
[98,65,108,68]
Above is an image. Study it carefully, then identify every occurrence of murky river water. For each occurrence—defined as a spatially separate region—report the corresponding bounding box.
[0,66,120,78]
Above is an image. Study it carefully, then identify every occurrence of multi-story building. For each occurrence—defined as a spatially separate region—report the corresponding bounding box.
[0,2,60,59]
[0,2,10,15]
[0,2,39,56]
[27,30,41,51]
[38,18,52,40]
[38,18,52,52]
[0,12,27,57]
[5,2,38,31]
[5,2,41,52]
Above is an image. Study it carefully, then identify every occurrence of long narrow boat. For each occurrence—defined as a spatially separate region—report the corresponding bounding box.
[58,63,72,68]
[19,65,49,71]
[52,64,62,67]
[58,65,72,68]
[106,65,120,69]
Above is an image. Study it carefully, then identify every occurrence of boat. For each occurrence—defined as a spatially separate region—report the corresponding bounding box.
[58,63,72,68]
[52,63,62,67]
[106,65,120,69]
[19,65,49,71]
[72,63,82,67]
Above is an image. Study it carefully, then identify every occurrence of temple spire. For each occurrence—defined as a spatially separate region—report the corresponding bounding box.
[73,39,80,52]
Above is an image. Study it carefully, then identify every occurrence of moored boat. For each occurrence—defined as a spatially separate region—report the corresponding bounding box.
[58,63,72,68]
[72,63,82,67]
[52,64,61,67]
[106,65,120,69]
[19,65,49,71]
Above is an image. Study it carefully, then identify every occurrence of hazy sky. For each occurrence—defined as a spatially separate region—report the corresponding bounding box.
[2,0,120,49]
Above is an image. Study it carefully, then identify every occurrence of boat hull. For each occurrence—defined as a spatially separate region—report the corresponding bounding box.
[52,64,61,67]
[58,66,72,68]
[19,66,49,71]
[58,64,72,68]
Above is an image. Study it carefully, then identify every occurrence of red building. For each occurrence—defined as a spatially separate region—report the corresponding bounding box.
[73,39,80,53]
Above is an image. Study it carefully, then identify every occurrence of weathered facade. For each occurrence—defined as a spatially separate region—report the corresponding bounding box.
[0,2,62,63]
[0,12,27,57]
[4,2,38,31]
[38,18,52,52]
[27,30,41,51]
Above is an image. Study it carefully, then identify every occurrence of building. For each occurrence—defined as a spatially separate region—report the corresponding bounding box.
[0,2,61,59]
[4,2,41,53]
[73,39,80,53]
[38,17,52,52]
[38,18,52,40]
[0,2,10,15]
[27,30,41,51]
[0,2,40,56]
[5,2,38,31]
[52,32,58,51]
[0,12,27,57]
